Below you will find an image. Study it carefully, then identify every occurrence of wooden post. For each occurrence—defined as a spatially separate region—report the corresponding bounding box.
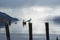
[29,23,32,40]
[5,23,10,40]
[45,22,49,40]
[56,37,58,40]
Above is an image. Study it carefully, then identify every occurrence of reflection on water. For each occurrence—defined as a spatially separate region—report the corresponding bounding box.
[0,33,60,40]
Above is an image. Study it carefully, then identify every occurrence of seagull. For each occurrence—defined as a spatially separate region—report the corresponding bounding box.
[27,18,31,23]
[22,18,32,27]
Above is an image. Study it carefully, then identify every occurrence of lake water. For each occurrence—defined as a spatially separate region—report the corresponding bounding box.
[0,21,60,40]
[0,33,60,40]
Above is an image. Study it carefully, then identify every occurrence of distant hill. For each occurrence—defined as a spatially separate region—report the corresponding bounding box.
[0,12,19,27]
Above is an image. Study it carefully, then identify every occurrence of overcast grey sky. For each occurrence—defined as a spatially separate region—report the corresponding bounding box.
[0,0,60,8]
[0,0,60,34]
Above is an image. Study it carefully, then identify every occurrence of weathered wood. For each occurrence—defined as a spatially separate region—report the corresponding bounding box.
[45,22,49,40]
[5,23,10,40]
[29,23,33,40]
[56,36,58,40]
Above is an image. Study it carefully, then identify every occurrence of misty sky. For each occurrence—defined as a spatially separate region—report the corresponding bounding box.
[0,0,60,34]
